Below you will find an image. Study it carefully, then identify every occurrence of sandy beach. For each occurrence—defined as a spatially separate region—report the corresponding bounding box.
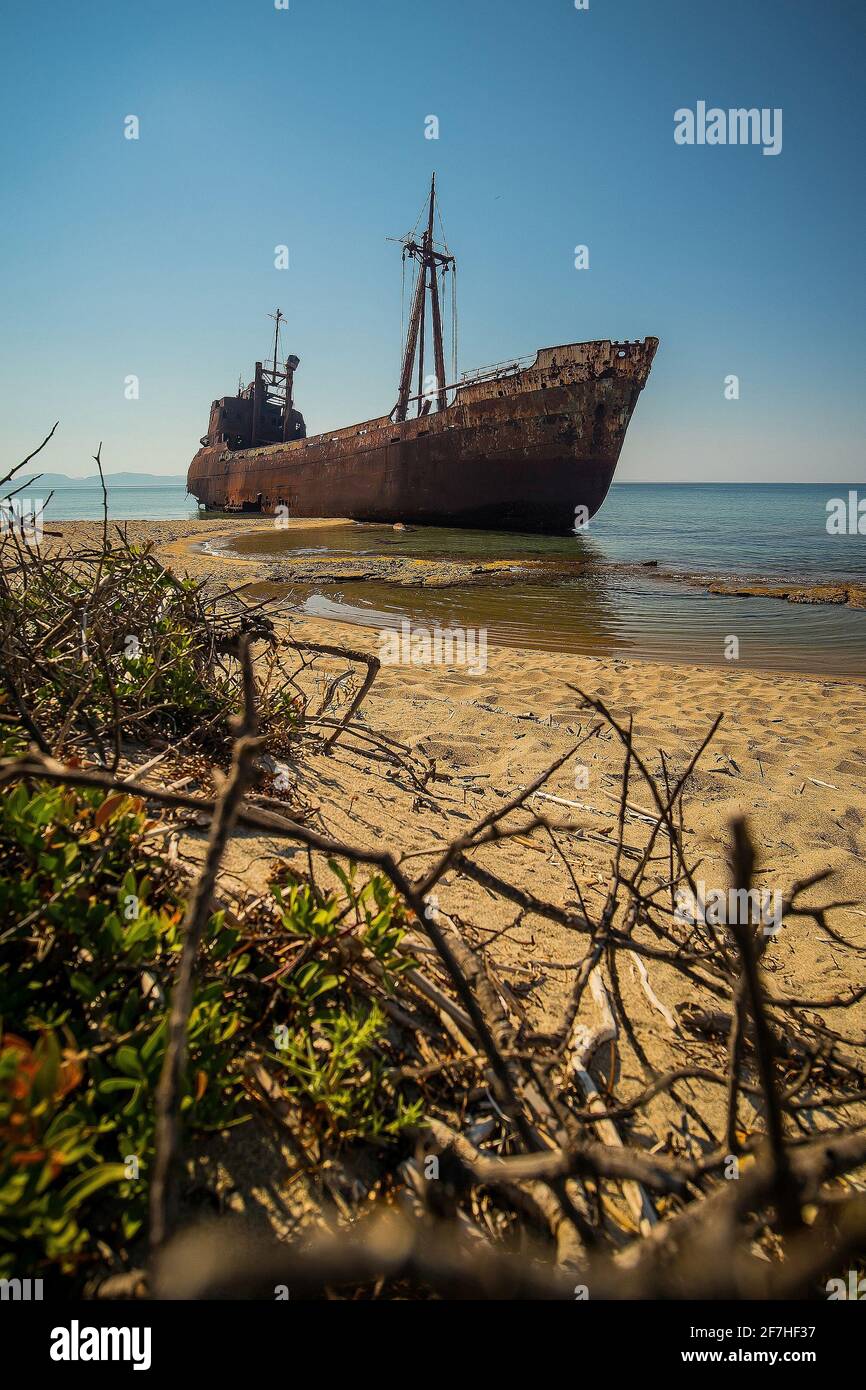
[44,519,866,1146]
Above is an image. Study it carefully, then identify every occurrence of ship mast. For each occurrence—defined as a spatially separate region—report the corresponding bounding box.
[269,308,285,375]
[394,175,456,421]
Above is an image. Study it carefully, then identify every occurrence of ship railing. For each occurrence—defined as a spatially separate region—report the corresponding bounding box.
[457,353,536,386]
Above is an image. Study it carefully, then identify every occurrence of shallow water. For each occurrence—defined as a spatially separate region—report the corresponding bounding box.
[221,485,866,675]
[226,483,866,582]
[260,577,862,676]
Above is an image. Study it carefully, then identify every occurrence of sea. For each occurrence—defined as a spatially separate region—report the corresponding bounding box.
[34,484,198,523]
[32,482,866,676]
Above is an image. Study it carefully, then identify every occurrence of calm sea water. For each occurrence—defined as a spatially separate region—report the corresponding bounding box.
[592,483,866,581]
[36,485,197,522]
[36,482,866,675]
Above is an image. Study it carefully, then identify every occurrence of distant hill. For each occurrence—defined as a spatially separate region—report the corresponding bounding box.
[11,472,188,489]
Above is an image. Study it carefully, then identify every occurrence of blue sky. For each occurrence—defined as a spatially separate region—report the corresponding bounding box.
[1,0,864,482]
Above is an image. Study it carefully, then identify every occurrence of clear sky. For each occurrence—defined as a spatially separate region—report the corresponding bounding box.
[2,0,864,482]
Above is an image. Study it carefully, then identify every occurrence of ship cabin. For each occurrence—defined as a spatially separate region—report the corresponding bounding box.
[201,353,306,451]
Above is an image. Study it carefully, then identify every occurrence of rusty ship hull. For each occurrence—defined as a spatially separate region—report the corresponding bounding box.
[187,337,658,534]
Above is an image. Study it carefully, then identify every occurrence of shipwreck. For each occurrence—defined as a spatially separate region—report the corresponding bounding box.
[187,178,658,533]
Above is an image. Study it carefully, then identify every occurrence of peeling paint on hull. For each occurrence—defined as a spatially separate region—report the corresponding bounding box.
[187,337,658,535]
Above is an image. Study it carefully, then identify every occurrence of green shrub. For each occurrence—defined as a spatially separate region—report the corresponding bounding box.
[0,787,423,1281]
[270,866,422,1142]
[0,782,249,1277]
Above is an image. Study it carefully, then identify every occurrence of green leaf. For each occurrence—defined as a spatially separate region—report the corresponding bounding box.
[60,1163,128,1210]
[140,1019,167,1065]
[96,1077,139,1095]
[115,1046,143,1078]
[70,973,98,1002]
